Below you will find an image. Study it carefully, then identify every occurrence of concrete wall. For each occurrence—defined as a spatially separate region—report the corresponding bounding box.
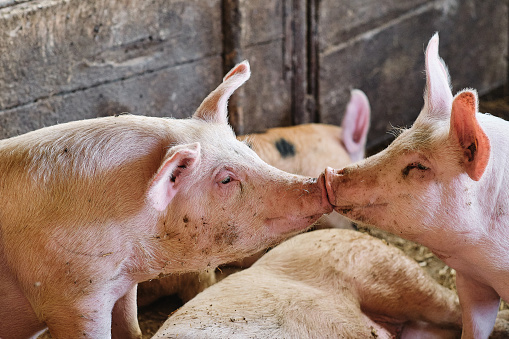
[0,0,506,151]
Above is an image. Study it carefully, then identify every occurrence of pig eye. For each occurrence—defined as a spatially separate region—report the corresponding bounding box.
[221,176,232,184]
[402,162,430,177]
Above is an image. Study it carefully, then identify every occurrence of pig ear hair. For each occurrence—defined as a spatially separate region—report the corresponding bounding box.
[193,60,251,124]
[450,90,490,181]
[147,142,201,211]
[423,33,453,120]
[341,89,371,162]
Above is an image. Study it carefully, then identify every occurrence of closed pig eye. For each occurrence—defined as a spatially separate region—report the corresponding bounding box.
[402,162,430,177]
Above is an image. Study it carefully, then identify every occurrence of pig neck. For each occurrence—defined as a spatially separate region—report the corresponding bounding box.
[129,211,225,282]
[416,114,509,286]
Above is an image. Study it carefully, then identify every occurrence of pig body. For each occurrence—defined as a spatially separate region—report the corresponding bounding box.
[326,33,509,338]
[153,229,463,339]
[0,61,331,339]
[239,89,370,176]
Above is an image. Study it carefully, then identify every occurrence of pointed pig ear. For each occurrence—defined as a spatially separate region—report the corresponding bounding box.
[147,143,201,211]
[423,33,453,119]
[193,60,251,124]
[341,89,371,162]
[450,90,490,181]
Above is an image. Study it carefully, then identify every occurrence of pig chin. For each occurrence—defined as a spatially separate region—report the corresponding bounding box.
[265,213,323,237]
[333,204,387,226]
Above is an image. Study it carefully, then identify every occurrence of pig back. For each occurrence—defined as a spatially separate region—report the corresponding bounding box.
[239,124,352,178]
[0,115,174,224]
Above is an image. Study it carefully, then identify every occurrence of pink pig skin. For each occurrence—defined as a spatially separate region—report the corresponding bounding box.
[0,61,331,339]
[326,33,509,339]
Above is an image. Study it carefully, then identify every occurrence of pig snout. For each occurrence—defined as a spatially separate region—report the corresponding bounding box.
[266,173,332,235]
[324,166,347,207]
[314,172,334,215]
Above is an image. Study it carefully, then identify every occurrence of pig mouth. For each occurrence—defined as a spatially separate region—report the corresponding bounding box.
[331,203,389,226]
[334,202,389,212]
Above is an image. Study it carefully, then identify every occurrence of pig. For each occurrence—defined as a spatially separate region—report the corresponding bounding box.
[325,33,509,339]
[152,229,464,338]
[135,89,371,305]
[0,60,332,339]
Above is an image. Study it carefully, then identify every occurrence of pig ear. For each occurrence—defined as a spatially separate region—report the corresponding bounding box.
[147,143,201,211]
[450,90,490,181]
[341,89,371,162]
[193,60,251,124]
[423,33,453,120]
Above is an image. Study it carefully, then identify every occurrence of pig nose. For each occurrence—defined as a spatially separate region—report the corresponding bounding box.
[316,173,333,213]
[324,167,338,207]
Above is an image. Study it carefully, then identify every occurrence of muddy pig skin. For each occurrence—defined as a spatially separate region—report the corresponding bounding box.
[152,229,463,339]
[326,33,509,339]
[136,89,371,305]
[0,61,331,339]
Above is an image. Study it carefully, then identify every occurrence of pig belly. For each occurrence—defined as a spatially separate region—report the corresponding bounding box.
[0,267,45,339]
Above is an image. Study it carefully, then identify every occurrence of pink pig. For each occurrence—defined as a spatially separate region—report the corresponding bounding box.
[326,33,509,338]
[0,61,331,339]
[152,229,463,338]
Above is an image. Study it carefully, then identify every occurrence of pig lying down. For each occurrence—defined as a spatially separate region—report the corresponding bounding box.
[326,33,509,338]
[0,61,331,339]
[136,89,371,306]
[153,229,463,338]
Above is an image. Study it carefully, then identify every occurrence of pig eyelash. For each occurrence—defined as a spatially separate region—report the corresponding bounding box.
[402,162,430,177]
[221,176,232,184]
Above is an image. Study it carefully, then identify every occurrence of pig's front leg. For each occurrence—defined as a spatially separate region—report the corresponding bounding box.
[112,284,142,339]
[456,272,500,339]
[45,302,113,338]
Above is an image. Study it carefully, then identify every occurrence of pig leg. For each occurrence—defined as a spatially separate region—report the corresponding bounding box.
[357,253,462,333]
[455,272,500,339]
[45,302,114,338]
[112,284,142,339]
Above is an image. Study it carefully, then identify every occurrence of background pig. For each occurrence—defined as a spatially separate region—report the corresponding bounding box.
[326,33,509,339]
[135,89,371,306]
[0,61,331,339]
[238,89,370,175]
[152,229,463,339]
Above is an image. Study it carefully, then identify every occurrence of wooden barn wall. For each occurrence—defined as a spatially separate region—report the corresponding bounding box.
[0,0,506,151]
